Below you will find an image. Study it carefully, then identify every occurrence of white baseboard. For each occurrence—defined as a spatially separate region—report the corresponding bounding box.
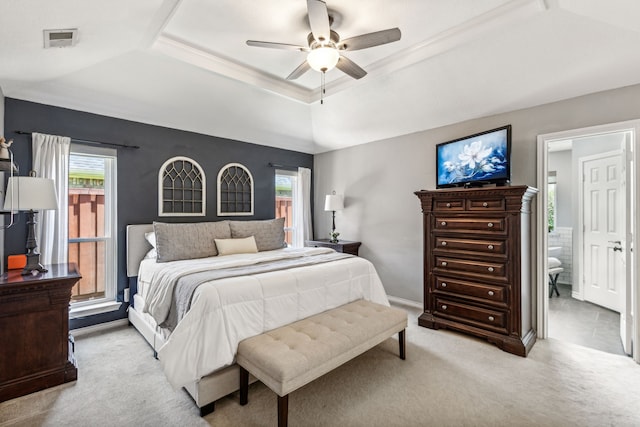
[387,295,422,310]
[71,318,129,337]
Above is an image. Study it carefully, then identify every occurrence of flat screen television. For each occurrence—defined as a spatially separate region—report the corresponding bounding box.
[436,125,511,188]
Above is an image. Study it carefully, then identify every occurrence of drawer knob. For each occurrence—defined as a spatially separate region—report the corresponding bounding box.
[441,221,447,226]
[441,282,447,288]
[441,261,448,267]
[482,202,488,207]
[488,267,494,272]
[441,241,447,246]
[446,202,451,208]
[488,290,495,296]
[441,305,448,310]
[488,316,495,322]
[488,244,494,250]
[487,222,494,228]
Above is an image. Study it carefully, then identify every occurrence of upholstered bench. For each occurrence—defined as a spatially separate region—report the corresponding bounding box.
[237,299,408,427]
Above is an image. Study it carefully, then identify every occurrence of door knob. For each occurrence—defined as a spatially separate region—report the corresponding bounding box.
[609,241,623,252]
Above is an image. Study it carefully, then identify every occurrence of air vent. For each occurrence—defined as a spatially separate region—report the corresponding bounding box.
[43,29,78,48]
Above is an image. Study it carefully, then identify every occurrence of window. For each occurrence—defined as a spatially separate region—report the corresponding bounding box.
[548,171,557,232]
[217,163,254,216]
[68,144,118,317]
[158,156,205,216]
[275,170,297,246]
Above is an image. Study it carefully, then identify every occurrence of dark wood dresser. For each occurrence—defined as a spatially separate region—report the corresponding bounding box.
[305,239,361,256]
[415,186,537,356]
[0,263,81,402]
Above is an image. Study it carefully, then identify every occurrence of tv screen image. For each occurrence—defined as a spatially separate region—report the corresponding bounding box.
[436,125,511,188]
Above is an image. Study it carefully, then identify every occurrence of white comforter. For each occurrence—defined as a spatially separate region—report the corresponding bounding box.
[137,247,389,389]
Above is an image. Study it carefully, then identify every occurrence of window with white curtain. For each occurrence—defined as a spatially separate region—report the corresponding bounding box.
[275,170,298,246]
[68,144,119,317]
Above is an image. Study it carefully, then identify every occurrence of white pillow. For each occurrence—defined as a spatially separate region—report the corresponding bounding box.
[145,231,156,248]
[214,236,258,256]
[143,248,157,259]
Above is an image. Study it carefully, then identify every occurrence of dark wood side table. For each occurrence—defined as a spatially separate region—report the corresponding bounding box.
[0,263,81,402]
[305,239,362,256]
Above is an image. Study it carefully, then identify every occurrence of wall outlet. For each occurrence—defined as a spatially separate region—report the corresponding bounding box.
[124,288,130,303]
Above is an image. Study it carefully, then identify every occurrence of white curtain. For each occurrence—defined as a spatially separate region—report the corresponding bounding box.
[32,132,70,265]
[293,167,312,248]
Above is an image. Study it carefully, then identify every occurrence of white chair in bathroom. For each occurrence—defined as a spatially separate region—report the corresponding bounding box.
[548,256,563,297]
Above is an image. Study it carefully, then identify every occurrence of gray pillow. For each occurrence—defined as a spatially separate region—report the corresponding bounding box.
[229,218,286,252]
[153,221,231,262]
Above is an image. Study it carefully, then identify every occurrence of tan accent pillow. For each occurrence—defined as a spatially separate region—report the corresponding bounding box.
[153,221,231,262]
[214,236,258,256]
[228,218,286,251]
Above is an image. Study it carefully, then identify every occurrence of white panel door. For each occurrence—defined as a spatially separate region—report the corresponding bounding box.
[582,152,624,312]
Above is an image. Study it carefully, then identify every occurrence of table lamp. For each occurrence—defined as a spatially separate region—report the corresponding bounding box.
[3,174,58,275]
[324,192,344,243]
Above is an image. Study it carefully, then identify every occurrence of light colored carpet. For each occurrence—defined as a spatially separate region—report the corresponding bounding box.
[2,305,640,427]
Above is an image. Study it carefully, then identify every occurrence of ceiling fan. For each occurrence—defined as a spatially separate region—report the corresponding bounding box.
[246,0,401,81]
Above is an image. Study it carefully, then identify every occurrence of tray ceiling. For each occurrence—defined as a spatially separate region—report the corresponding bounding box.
[1,0,640,153]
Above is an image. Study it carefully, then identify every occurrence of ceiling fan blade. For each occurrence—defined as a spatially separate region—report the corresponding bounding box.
[246,40,308,52]
[307,0,331,43]
[336,55,367,79]
[286,60,311,80]
[338,28,401,51]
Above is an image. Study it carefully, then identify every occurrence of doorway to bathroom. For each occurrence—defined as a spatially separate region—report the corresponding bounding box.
[537,120,639,362]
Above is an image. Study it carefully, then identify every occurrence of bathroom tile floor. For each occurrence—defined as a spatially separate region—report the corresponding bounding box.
[548,283,626,356]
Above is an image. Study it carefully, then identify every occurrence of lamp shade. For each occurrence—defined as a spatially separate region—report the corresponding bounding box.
[324,194,344,211]
[3,176,58,212]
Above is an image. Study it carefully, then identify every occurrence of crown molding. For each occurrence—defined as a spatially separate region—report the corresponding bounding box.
[151,34,314,103]
[151,0,548,104]
[316,0,549,101]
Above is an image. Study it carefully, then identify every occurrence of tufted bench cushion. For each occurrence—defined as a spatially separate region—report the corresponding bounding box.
[237,299,407,426]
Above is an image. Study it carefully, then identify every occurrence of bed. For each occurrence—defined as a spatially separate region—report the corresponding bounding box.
[126,220,390,415]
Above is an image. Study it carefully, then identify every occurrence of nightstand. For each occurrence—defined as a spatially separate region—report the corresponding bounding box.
[0,263,81,402]
[305,239,362,256]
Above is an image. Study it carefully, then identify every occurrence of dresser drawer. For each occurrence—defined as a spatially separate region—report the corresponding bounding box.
[434,237,505,255]
[435,217,505,232]
[434,276,507,305]
[434,297,507,333]
[434,199,465,211]
[466,198,505,211]
[434,256,506,279]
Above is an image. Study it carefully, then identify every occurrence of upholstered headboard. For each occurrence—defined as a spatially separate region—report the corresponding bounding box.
[126,224,154,277]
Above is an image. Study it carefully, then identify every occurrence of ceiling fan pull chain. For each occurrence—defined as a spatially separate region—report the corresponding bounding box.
[321,71,325,105]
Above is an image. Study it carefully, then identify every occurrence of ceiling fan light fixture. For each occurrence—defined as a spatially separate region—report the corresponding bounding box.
[307,46,339,72]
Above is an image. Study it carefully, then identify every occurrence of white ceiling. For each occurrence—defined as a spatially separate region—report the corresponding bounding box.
[1,0,640,154]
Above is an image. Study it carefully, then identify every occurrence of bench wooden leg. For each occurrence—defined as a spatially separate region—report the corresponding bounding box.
[239,366,249,405]
[199,401,215,416]
[399,329,406,360]
[278,394,289,427]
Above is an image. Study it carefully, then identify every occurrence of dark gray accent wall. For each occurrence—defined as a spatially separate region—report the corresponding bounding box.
[3,98,313,328]
[0,86,5,274]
